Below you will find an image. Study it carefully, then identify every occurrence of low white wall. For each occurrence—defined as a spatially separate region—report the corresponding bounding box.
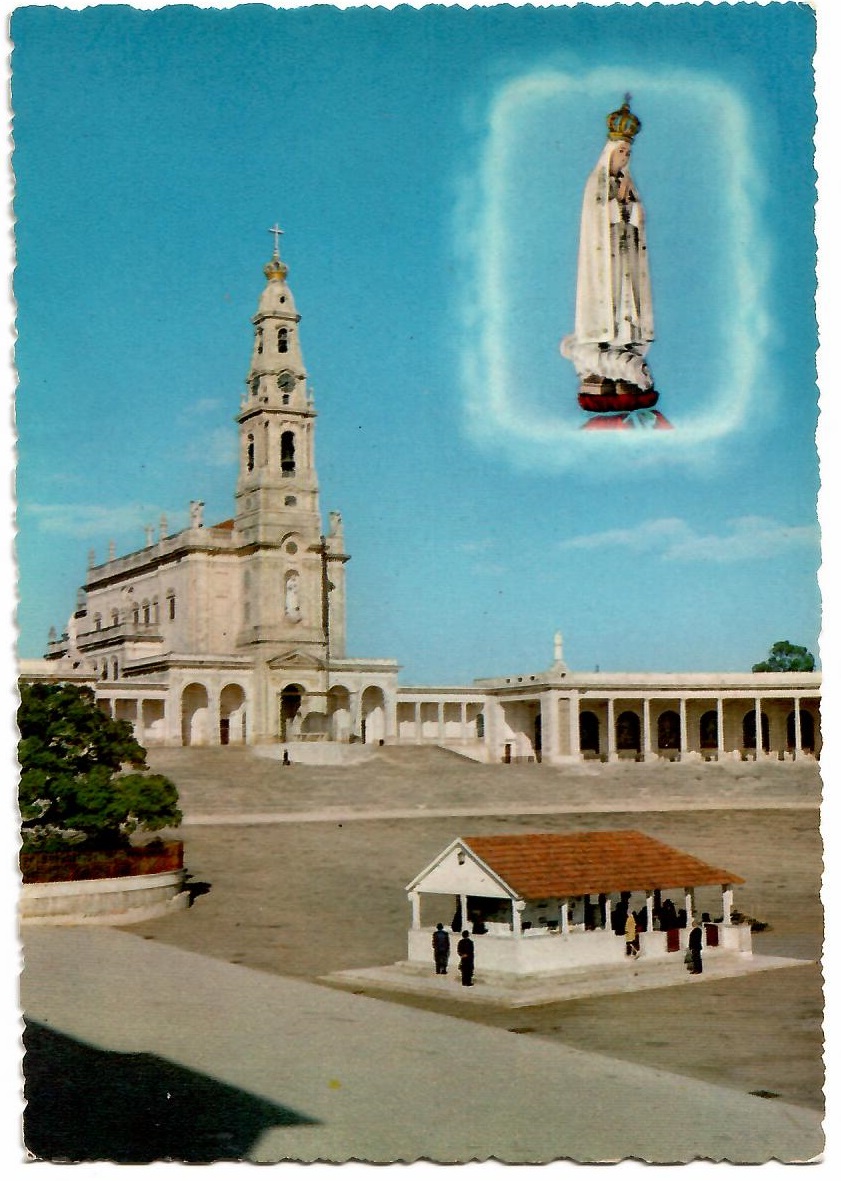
[20,869,188,926]
[407,923,752,974]
[253,743,376,766]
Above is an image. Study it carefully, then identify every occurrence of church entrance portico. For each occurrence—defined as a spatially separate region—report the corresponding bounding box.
[181,682,210,746]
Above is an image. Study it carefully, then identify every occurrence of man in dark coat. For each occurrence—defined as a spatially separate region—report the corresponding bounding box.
[688,920,703,974]
[457,930,475,986]
[432,922,451,975]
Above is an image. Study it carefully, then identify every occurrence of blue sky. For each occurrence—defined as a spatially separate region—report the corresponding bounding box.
[10,2,823,683]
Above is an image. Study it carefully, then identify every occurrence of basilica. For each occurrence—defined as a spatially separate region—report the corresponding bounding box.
[23,241,822,765]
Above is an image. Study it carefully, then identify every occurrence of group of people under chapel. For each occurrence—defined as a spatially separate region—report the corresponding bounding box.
[432,889,711,984]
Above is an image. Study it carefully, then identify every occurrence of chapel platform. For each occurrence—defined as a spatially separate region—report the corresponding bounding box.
[321,949,810,1009]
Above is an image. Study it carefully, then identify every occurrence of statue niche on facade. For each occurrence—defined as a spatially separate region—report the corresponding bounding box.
[561,96,671,430]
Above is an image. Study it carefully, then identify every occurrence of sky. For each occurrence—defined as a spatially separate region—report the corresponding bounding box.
[9,1,826,685]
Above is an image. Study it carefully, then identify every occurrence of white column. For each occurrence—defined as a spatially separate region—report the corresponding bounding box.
[568,690,581,760]
[512,899,524,938]
[459,893,468,933]
[413,701,421,740]
[645,889,655,934]
[460,701,467,742]
[754,696,763,757]
[604,895,613,932]
[642,697,653,760]
[541,689,560,764]
[679,697,687,759]
[607,698,616,761]
[684,888,695,927]
[717,696,725,758]
[722,885,733,926]
[437,701,445,742]
[561,899,570,935]
[409,890,421,930]
[794,697,802,756]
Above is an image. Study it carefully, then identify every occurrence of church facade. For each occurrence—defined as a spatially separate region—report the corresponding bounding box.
[26,243,821,765]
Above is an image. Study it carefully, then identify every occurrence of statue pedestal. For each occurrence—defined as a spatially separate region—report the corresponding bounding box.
[578,377,658,414]
[581,409,673,431]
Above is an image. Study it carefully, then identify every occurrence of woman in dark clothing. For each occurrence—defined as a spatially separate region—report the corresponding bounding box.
[688,921,703,974]
[457,930,475,986]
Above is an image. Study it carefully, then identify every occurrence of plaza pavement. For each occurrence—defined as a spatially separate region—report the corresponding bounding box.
[22,924,823,1164]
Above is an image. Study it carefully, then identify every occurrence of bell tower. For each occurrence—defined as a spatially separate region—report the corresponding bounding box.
[235,229,348,657]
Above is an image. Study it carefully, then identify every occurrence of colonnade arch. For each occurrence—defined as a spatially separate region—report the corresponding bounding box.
[219,683,247,745]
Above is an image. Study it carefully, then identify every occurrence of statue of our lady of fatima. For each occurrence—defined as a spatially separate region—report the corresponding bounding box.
[561,96,663,420]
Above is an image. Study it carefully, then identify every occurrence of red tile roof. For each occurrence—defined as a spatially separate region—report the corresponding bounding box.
[463,831,744,899]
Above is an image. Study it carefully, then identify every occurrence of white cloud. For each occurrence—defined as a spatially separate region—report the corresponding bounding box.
[557,516,820,563]
[23,502,166,540]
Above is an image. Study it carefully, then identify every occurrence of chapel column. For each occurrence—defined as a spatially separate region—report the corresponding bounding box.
[541,689,561,764]
[437,701,445,743]
[642,697,654,761]
[607,698,617,762]
[568,690,581,760]
[722,884,733,926]
[645,889,655,935]
[679,697,687,760]
[409,890,421,930]
[716,696,725,759]
[460,701,467,742]
[754,695,763,758]
[794,696,802,757]
[414,701,421,741]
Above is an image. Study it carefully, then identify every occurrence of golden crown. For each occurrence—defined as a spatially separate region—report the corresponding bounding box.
[607,95,641,142]
[264,257,288,281]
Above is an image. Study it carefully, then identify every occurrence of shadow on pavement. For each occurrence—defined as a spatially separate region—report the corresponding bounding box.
[22,1019,319,1163]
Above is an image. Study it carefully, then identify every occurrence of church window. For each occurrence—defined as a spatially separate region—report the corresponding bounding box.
[285,496,297,507]
[256,329,263,354]
[286,541,298,554]
[142,601,151,625]
[152,598,159,624]
[247,434,255,472]
[110,609,119,627]
[281,431,296,476]
[167,592,176,621]
[132,603,140,625]
[278,328,289,353]
[282,394,290,405]
[251,376,259,397]
[93,613,102,631]
[112,659,119,681]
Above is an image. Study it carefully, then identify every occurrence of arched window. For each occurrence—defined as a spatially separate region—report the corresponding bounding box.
[167,592,176,621]
[111,659,119,681]
[251,375,259,397]
[616,710,641,752]
[93,613,102,631]
[742,711,770,752]
[657,710,681,750]
[256,328,263,354]
[278,327,289,353]
[281,430,296,476]
[152,598,160,624]
[142,600,150,625]
[110,609,119,627]
[247,434,255,472]
[786,709,816,751]
[132,603,140,625]
[699,710,718,749]
[579,711,600,754]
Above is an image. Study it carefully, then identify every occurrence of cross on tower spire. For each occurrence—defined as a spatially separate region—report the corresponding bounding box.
[268,223,284,259]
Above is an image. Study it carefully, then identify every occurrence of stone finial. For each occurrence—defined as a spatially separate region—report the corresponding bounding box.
[189,500,204,529]
[328,510,343,540]
[159,513,168,541]
[144,524,155,547]
[108,540,116,561]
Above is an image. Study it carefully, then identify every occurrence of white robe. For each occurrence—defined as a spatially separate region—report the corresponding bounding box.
[562,139,655,388]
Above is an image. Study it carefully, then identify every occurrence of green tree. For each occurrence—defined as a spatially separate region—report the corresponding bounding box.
[752,641,816,673]
[18,682,182,851]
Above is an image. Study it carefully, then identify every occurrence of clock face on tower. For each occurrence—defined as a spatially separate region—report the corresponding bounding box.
[277,371,296,393]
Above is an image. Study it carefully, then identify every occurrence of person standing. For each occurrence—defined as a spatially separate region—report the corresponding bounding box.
[432,922,451,975]
[688,920,704,974]
[457,930,475,987]
[625,909,639,958]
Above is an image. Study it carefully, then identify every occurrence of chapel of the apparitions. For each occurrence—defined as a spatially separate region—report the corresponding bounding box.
[23,240,821,764]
